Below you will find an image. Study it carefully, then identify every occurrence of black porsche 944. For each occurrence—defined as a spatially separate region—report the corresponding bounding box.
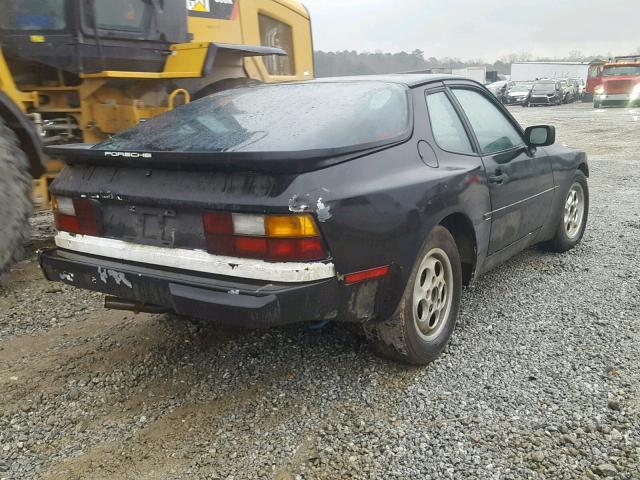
[40,75,589,365]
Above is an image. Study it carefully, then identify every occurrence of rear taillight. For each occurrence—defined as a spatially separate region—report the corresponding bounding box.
[202,212,328,262]
[52,196,99,236]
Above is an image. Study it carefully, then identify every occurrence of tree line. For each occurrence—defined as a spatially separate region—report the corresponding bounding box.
[314,49,640,78]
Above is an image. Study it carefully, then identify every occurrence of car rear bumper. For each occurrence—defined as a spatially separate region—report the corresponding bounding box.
[39,248,342,328]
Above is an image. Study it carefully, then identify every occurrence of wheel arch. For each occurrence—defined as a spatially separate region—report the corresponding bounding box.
[438,212,478,286]
[577,162,589,178]
[0,91,45,178]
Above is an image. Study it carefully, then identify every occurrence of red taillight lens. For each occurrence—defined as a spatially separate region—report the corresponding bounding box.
[55,214,82,234]
[234,236,269,258]
[202,211,233,235]
[203,212,235,256]
[202,212,329,262]
[268,238,327,262]
[53,197,99,236]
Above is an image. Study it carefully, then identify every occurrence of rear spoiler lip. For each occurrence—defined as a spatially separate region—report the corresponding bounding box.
[44,139,408,174]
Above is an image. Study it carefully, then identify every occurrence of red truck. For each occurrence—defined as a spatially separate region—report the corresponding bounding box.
[593,56,640,108]
[584,60,605,101]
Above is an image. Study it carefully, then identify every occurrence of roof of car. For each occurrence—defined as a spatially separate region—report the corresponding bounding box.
[311,74,473,88]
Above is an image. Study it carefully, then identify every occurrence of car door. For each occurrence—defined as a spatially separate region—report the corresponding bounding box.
[447,85,555,254]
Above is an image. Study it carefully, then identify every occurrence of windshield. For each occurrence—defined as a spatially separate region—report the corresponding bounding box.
[533,83,556,93]
[94,82,411,154]
[603,66,640,77]
[0,0,66,31]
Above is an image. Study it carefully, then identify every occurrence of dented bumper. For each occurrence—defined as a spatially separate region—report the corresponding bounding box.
[39,248,388,326]
[39,248,346,328]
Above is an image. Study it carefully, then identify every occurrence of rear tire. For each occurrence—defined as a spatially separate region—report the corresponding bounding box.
[0,118,32,280]
[542,171,589,253]
[366,226,462,365]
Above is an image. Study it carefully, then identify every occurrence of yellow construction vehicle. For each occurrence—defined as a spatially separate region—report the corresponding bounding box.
[0,0,314,275]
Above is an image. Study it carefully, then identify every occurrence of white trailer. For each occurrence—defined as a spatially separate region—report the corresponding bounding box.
[452,66,487,84]
[510,62,590,82]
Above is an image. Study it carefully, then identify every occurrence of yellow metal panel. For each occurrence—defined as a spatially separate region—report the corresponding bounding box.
[91,103,169,135]
[0,49,38,110]
[80,71,201,79]
[164,43,209,75]
[188,17,243,44]
[239,1,314,83]
[272,0,310,18]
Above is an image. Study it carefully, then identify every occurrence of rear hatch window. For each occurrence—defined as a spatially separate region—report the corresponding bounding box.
[92,81,411,154]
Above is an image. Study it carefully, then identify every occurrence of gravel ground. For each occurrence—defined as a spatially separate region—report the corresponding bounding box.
[0,102,639,480]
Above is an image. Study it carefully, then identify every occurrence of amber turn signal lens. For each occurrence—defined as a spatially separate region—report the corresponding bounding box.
[266,214,319,238]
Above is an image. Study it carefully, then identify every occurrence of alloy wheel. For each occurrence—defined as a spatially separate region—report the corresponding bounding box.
[412,248,454,341]
[564,182,585,240]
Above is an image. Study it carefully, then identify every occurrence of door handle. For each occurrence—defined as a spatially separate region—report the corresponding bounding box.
[488,171,509,185]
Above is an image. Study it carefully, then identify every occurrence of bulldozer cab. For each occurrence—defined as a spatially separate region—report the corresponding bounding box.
[0,0,189,74]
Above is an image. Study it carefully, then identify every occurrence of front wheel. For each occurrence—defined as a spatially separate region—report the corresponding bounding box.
[542,171,589,253]
[366,226,462,365]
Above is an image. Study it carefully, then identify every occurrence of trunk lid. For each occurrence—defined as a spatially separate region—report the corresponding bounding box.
[50,162,288,252]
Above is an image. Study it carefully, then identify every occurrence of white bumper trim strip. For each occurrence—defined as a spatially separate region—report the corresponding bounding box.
[54,232,336,283]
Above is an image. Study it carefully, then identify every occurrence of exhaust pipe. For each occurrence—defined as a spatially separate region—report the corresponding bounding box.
[104,296,170,314]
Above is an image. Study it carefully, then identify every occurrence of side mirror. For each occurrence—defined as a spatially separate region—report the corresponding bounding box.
[525,125,556,147]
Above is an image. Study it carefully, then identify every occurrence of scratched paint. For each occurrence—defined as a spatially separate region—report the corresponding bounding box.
[59,272,74,282]
[97,266,133,288]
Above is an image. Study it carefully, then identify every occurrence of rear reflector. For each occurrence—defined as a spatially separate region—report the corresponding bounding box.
[53,196,99,236]
[203,212,328,262]
[344,266,390,285]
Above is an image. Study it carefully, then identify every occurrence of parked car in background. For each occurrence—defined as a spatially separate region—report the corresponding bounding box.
[593,60,640,108]
[486,80,514,103]
[558,79,574,103]
[571,78,585,100]
[39,75,589,365]
[528,80,563,106]
[505,81,533,105]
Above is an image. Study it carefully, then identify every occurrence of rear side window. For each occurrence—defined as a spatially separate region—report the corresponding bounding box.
[259,15,295,76]
[426,92,473,154]
[94,81,411,153]
[452,89,524,155]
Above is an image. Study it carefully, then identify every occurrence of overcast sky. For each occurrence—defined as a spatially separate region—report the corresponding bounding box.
[302,0,639,60]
